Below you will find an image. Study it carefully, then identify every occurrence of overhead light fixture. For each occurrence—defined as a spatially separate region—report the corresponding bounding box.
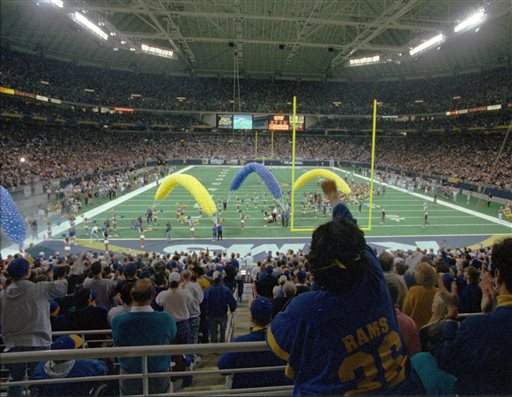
[113,47,119,51]
[454,8,486,33]
[71,11,108,41]
[110,32,116,37]
[409,34,445,56]
[348,55,380,66]
[141,43,174,59]
[129,47,136,52]
[49,0,63,7]
[121,40,127,45]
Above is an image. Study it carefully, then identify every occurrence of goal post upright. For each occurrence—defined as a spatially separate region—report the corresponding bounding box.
[365,98,378,232]
[289,97,377,233]
[290,95,297,230]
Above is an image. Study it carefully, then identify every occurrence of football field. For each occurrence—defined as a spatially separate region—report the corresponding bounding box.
[71,165,511,241]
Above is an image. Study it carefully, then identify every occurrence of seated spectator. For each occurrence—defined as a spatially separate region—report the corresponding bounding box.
[83,261,115,310]
[272,281,296,318]
[433,238,512,395]
[386,276,421,356]
[420,287,459,352]
[31,335,108,397]
[268,203,423,395]
[0,258,67,397]
[112,279,177,395]
[203,271,237,343]
[458,266,482,313]
[402,263,438,329]
[218,297,291,389]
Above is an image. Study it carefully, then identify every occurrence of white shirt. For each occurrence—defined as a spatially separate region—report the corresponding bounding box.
[130,305,154,312]
[182,281,204,318]
[156,288,192,322]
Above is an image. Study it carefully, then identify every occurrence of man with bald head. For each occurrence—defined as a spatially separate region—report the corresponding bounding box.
[112,279,177,395]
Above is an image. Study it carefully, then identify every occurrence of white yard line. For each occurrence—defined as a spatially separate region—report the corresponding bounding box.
[1,166,195,256]
[332,167,512,229]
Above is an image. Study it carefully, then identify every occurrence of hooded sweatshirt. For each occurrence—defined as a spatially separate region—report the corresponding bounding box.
[0,279,68,347]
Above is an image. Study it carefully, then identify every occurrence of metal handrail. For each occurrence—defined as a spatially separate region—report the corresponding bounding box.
[0,341,293,397]
[0,341,269,364]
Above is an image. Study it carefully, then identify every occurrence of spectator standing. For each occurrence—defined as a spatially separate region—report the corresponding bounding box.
[203,271,237,343]
[0,258,67,397]
[268,212,423,395]
[112,279,177,395]
[83,262,115,310]
[181,270,204,345]
[155,272,193,345]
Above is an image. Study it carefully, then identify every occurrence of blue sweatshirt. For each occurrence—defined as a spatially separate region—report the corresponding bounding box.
[218,327,292,389]
[268,203,423,396]
[433,295,512,395]
[204,283,237,318]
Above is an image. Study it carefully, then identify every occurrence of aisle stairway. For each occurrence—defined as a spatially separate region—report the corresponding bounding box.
[182,284,254,392]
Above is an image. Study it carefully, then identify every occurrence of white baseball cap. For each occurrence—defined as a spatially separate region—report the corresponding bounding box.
[169,271,181,282]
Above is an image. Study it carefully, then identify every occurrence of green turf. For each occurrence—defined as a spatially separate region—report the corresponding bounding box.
[72,165,511,240]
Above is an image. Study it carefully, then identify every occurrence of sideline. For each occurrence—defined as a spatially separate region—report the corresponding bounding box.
[1,166,195,256]
[332,167,512,229]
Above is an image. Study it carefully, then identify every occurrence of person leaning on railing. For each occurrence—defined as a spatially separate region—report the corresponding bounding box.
[0,257,67,397]
[112,278,177,395]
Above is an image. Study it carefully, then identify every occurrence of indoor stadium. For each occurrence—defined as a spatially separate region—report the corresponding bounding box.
[1,0,511,395]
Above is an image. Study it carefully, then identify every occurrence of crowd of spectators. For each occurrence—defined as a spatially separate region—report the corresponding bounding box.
[2,123,511,191]
[1,196,511,395]
[2,49,511,115]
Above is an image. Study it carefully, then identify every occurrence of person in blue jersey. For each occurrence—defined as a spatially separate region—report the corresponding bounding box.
[218,297,291,389]
[267,180,423,396]
[432,238,512,395]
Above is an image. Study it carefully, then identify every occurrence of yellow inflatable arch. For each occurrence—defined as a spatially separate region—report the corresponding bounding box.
[154,174,217,217]
[293,169,352,195]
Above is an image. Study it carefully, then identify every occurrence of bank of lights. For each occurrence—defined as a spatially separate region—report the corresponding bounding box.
[49,0,63,7]
[409,34,445,56]
[71,11,108,41]
[141,44,174,59]
[349,55,380,66]
[454,8,486,33]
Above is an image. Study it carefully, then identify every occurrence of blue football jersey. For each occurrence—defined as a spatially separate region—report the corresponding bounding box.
[268,245,411,396]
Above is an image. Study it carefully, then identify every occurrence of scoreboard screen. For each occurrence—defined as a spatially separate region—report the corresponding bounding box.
[233,114,253,130]
[268,114,305,131]
[217,114,233,129]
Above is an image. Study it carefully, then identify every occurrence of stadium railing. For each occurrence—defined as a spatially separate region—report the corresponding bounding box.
[0,341,292,396]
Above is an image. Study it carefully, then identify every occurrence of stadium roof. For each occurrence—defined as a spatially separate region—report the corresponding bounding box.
[1,0,511,80]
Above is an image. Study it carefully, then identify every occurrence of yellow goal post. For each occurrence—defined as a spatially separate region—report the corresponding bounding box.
[289,97,378,233]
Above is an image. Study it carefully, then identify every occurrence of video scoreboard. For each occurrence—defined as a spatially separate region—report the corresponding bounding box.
[216,113,305,131]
